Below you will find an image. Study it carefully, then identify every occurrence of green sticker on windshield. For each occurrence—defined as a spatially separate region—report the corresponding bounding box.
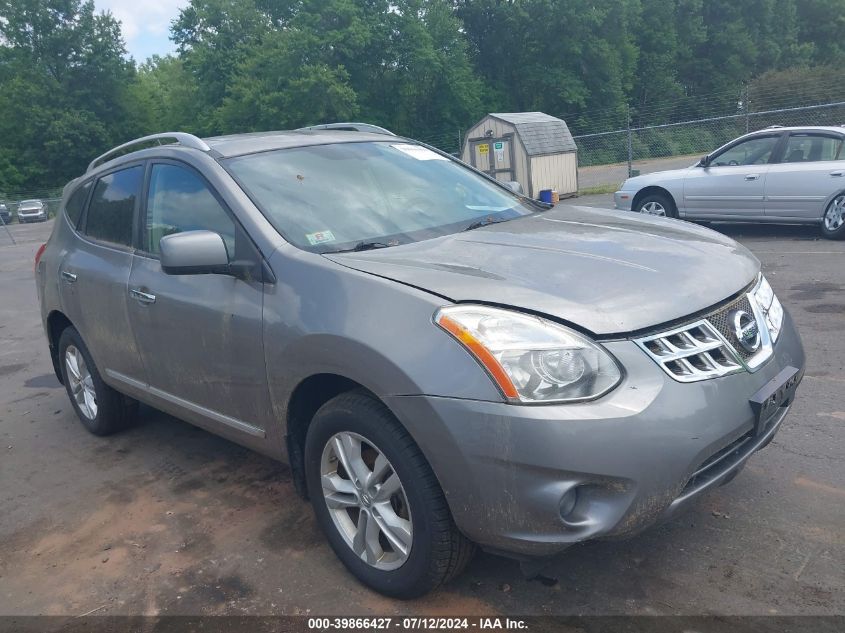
[306,230,336,245]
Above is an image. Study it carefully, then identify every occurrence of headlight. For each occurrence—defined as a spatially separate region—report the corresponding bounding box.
[434,305,622,403]
[751,275,784,342]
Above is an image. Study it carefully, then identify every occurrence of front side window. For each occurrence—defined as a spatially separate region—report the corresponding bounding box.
[226,141,538,252]
[85,166,143,246]
[65,181,92,228]
[782,134,843,163]
[711,136,779,167]
[145,164,236,256]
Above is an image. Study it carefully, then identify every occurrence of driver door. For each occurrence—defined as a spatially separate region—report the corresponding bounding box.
[125,160,272,437]
[683,133,783,218]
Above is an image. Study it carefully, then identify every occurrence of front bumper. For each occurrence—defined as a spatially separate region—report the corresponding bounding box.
[386,312,804,557]
[614,190,633,210]
[18,212,46,222]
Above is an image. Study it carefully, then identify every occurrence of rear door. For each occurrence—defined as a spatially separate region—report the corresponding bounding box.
[59,164,147,384]
[125,160,271,437]
[683,133,782,218]
[764,132,845,220]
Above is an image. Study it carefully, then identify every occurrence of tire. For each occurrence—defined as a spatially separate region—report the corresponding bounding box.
[634,192,677,218]
[304,391,474,598]
[58,326,138,436]
[820,194,845,240]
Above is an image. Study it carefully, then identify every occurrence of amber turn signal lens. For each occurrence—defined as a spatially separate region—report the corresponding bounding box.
[435,313,519,400]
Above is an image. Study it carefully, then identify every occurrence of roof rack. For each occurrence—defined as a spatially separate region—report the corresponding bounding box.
[87,132,211,172]
[297,122,396,136]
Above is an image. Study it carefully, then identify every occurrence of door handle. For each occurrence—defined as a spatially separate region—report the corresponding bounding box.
[830,171,844,177]
[745,174,760,181]
[129,288,156,304]
[60,270,77,283]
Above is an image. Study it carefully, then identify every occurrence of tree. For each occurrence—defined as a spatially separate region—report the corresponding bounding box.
[0,0,135,189]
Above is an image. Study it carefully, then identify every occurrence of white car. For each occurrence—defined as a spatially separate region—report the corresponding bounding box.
[17,199,47,223]
[614,126,845,239]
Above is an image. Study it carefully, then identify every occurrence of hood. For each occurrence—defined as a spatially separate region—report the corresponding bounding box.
[623,166,694,189]
[324,205,760,335]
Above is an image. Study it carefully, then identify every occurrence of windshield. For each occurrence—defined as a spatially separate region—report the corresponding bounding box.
[225,141,539,252]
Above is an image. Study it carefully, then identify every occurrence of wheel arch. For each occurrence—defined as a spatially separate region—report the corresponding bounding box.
[285,373,378,499]
[820,188,845,217]
[632,186,677,215]
[46,310,75,384]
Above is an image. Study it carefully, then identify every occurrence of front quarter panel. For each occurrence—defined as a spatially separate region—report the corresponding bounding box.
[617,169,690,213]
[262,245,503,439]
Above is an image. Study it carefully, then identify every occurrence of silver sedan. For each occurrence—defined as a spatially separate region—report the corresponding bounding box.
[615,126,845,239]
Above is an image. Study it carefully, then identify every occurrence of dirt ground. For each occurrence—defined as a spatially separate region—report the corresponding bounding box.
[1,211,843,617]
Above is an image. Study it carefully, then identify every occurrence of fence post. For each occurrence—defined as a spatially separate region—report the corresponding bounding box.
[745,84,751,133]
[457,128,462,155]
[0,212,15,245]
[626,104,633,178]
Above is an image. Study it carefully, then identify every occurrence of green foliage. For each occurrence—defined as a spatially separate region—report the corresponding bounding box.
[2,0,845,191]
[0,0,135,190]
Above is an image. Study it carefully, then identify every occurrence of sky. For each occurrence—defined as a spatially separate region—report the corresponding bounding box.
[94,0,188,61]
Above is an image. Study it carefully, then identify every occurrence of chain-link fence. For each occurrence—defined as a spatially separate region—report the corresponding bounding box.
[0,189,62,227]
[572,81,845,192]
[574,101,845,191]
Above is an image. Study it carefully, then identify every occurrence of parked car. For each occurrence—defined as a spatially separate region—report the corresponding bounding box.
[17,199,47,223]
[36,131,804,598]
[0,202,10,224]
[615,126,845,239]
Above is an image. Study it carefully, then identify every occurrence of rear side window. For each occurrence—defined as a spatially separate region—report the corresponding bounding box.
[85,166,143,246]
[782,134,843,162]
[64,181,91,228]
[144,163,236,255]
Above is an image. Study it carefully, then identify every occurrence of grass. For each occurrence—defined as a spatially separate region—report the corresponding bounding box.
[577,183,621,196]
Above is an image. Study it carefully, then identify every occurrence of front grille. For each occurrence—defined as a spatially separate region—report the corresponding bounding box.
[635,319,743,382]
[636,286,774,382]
[705,293,757,361]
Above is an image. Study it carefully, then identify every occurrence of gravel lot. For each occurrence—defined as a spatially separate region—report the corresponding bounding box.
[1,209,843,617]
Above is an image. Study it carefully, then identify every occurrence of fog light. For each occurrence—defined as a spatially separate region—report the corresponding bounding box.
[559,487,578,519]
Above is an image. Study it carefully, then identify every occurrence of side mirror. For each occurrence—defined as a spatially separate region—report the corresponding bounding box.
[504,181,524,195]
[160,230,230,276]
[698,155,711,168]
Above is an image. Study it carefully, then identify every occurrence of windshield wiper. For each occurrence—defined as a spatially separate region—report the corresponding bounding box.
[463,217,509,232]
[332,241,393,253]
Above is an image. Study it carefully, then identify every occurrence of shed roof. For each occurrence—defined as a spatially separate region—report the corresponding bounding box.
[488,112,576,156]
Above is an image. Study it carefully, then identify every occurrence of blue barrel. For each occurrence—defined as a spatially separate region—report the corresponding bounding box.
[539,189,554,203]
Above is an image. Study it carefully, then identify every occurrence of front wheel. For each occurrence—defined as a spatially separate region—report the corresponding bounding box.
[634,192,677,218]
[821,194,845,240]
[304,392,474,598]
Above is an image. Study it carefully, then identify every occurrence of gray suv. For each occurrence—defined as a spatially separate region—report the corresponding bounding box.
[36,131,805,598]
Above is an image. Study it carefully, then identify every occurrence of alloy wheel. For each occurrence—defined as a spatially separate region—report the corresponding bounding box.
[824,195,845,232]
[65,345,97,419]
[320,431,412,570]
[640,201,666,216]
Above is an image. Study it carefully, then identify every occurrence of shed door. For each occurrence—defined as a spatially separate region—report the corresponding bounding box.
[470,135,515,182]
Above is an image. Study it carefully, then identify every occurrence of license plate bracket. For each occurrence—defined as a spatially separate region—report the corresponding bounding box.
[749,366,801,436]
